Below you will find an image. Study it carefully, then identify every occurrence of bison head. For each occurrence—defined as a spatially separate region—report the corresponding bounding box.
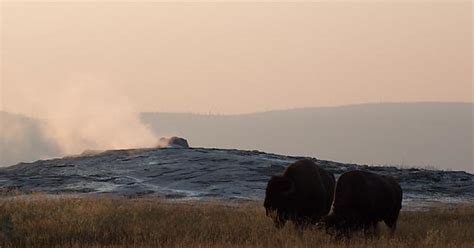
[264,175,296,228]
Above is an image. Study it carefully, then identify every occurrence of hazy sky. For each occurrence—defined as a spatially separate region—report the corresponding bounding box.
[1,1,472,117]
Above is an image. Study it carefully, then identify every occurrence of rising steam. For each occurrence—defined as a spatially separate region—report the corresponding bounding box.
[40,78,157,155]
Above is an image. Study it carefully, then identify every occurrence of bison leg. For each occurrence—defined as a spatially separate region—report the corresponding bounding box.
[334,220,358,240]
[294,219,308,230]
[372,223,379,237]
[384,219,397,236]
[384,211,400,236]
[363,222,378,238]
[331,225,352,240]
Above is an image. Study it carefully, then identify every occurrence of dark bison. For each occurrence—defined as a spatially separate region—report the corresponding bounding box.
[325,170,402,237]
[264,159,335,229]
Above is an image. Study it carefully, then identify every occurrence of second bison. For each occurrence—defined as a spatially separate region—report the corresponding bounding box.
[325,170,402,237]
[264,159,335,229]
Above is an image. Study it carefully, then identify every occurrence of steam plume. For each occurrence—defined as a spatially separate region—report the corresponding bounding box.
[40,78,156,154]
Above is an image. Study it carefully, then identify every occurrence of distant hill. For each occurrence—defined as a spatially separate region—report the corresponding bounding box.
[0,111,62,166]
[1,103,472,172]
[141,102,473,172]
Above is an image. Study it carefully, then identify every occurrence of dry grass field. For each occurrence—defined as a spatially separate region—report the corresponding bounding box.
[0,195,473,248]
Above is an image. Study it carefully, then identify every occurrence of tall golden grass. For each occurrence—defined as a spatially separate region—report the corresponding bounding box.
[0,196,472,248]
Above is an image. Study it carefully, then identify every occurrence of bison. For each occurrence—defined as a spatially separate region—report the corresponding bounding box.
[324,170,402,237]
[264,159,335,229]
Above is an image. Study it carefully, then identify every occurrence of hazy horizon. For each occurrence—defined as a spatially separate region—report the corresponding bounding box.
[3,100,473,116]
[1,102,472,172]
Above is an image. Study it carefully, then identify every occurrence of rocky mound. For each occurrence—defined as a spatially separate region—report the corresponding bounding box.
[0,148,472,209]
[157,137,190,148]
